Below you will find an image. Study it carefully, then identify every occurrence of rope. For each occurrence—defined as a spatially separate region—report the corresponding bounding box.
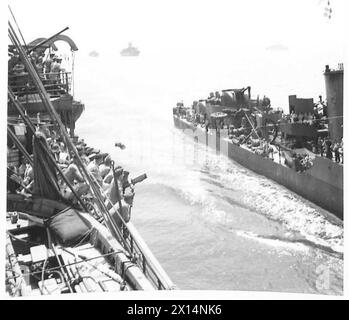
[40,255,50,295]
[72,229,94,248]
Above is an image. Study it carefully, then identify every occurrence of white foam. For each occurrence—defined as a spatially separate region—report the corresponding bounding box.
[219,166,344,254]
[235,230,310,253]
[152,142,344,256]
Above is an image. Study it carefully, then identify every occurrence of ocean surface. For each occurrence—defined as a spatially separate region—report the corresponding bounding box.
[72,49,343,294]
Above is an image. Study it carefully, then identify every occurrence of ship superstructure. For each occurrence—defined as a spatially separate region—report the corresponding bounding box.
[173,64,344,218]
[120,43,140,57]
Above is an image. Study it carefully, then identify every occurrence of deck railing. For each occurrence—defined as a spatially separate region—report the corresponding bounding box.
[9,72,72,97]
[120,223,175,290]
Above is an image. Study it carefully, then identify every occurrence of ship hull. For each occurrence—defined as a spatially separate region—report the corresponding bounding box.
[8,94,84,123]
[120,53,139,57]
[173,115,343,219]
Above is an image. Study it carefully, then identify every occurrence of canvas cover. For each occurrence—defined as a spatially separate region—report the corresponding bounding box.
[48,207,91,246]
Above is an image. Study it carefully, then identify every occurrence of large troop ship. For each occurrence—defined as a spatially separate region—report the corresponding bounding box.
[120,43,140,57]
[173,65,343,219]
[6,17,175,296]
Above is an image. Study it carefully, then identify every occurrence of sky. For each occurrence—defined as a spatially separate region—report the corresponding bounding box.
[2,0,348,150]
[4,0,348,54]
[2,1,348,139]
[3,1,347,102]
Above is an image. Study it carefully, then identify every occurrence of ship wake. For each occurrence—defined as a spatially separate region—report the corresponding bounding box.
[234,230,343,259]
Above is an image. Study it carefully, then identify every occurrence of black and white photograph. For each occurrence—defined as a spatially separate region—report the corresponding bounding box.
[2,0,347,300]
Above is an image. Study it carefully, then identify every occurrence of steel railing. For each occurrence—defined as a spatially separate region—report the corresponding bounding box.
[9,72,72,96]
[120,224,175,290]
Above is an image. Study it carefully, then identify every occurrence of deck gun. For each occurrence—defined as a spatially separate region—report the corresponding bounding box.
[123,174,147,207]
[130,173,147,186]
[122,173,147,194]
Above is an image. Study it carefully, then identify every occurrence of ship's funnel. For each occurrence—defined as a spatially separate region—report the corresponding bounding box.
[324,64,344,141]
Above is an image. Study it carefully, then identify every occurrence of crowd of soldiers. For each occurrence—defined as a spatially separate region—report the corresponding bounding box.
[8,126,134,226]
[9,48,65,86]
[317,137,344,164]
[174,102,344,169]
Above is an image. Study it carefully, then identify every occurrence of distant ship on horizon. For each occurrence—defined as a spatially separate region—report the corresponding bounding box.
[89,50,99,57]
[120,43,140,57]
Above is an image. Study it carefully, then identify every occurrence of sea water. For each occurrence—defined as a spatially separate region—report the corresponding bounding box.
[73,49,343,294]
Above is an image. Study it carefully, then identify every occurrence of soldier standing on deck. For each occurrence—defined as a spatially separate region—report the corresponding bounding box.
[49,56,65,83]
[325,138,332,160]
[333,141,340,163]
[44,53,55,76]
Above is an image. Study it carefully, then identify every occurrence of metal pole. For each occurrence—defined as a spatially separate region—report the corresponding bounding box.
[111,161,123,211]
[8,88,89,212]
[240,130,254,145]
[244,111,261,140]
[9,22,124,246]
[8,5,27,48]
[7,126,32,165]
